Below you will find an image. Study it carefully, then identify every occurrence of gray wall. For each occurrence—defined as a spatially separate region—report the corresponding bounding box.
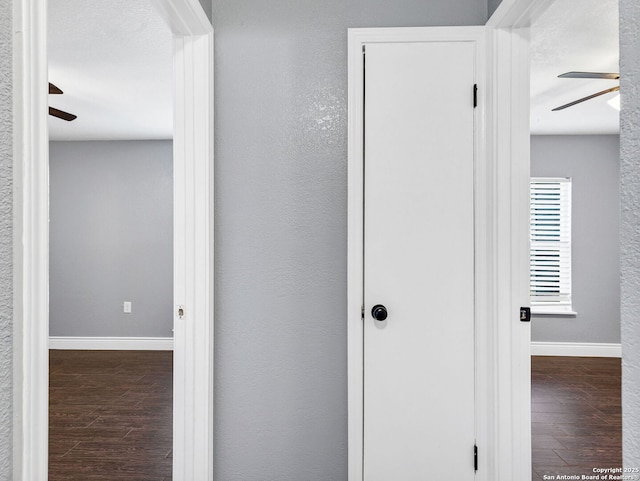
[0,0,12,477]
[620,0,640,467]
[530,135,620,344]
[49,141,173,338]
[211,1,486,480]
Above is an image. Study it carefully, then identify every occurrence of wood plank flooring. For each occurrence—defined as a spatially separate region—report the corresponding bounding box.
[49,351,621,480]
[532,356,622,481]
[49,350,173,481]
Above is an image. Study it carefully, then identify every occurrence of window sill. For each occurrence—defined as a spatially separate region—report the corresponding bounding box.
[531,310,577,317]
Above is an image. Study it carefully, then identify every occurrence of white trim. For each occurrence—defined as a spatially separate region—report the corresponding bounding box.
[150,0,211,36]
[531,342,622,358]
[486,1,557,479]
[532,310,577,316]
[487,20,531,481]
[348,26,488,481]
[15,0,50,478]
[346,28,365,481]
[49,337,174,351]
[15,0,214,480]
[171,27,214,481]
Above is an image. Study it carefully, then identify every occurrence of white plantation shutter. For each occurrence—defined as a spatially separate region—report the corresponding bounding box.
[530,178,573,312]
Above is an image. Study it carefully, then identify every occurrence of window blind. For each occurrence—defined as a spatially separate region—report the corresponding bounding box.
[530,178,572,311]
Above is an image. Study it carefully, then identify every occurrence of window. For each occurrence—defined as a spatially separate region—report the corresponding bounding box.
[530,178,574,314]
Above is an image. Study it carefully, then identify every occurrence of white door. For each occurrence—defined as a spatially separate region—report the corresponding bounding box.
[363,41,477,480]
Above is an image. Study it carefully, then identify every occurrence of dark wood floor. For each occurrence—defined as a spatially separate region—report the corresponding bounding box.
[49,351,620,480]
[532,356,622,481]
[49,350,173,481]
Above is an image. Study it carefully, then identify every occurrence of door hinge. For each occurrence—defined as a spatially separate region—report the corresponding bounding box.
[362,45,366,55]
[473,84,478,108]
[361,305,365,320]
[474,444,478,471]
[520,307,531,322]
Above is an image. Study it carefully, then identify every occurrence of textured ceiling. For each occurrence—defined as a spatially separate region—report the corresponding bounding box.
[48,0,173,141]
[530,0,619,135]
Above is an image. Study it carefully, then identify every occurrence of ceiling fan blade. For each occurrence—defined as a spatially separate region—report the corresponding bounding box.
[552,86,620,111]
[558,71,620,80]
[49,82,63,94]
[49,106,77,121]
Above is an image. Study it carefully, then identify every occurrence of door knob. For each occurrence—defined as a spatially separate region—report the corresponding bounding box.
[371,304,388,321]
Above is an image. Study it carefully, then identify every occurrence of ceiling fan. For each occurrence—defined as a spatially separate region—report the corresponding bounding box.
[49,83,77,121]
[552,71,620,111]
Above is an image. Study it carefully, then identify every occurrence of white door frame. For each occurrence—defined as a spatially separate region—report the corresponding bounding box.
[347,26,489,481]
[348,0,555,474]
[13,0,214,480]
[484,0,555,478]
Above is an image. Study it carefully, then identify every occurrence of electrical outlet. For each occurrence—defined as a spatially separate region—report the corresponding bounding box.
[123,301,132,314]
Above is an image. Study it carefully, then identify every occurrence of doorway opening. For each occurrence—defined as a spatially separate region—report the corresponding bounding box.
[528,0,622,478]
[46,3,175,475]
[17,0,213,479]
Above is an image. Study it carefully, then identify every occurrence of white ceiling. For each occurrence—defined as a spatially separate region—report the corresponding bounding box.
[48,0,173,141]
[530,0,619,135]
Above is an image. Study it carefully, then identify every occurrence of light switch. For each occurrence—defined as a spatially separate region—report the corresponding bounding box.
[123,301,132,314]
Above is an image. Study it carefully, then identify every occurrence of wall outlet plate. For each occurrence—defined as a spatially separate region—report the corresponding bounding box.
[124,301,132,314]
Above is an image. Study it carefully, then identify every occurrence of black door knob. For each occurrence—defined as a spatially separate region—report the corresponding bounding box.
[371,304,388,321]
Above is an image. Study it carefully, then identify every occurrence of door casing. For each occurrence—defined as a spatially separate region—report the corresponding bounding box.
[13,0,214,480]
[347,18,535,481]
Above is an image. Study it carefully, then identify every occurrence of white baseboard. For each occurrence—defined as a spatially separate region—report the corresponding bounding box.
[49,336,174,351]
[531,341,621,358]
